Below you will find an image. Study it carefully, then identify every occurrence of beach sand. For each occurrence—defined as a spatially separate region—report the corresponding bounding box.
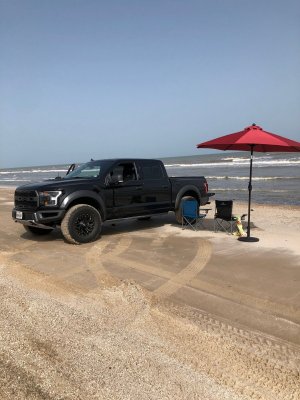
[0,187,299,399]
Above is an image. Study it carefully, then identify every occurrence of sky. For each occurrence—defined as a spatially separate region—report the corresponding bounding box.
[1,0,300,168]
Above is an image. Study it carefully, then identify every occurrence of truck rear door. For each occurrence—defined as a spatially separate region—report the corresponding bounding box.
[137,160,171,213]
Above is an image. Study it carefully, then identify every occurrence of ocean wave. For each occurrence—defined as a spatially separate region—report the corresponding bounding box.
[212,188,289,192]
[0,169,67,174]
[165,159,300,168]
[206,176,298,180]
[211,188,248,191]
[0,179,31,182]
[251,160,300,165]
[221,157,249,162]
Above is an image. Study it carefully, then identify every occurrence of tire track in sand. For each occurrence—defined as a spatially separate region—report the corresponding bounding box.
[154,239,212,298]
[161,306,300,399]
[88,234,174,281]
[85,236,133,284]
[87,235,212,299]
[180,307,300,371]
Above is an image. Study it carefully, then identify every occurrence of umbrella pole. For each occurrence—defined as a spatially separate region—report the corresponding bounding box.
[247,146,253,237]
[239,145,259,242]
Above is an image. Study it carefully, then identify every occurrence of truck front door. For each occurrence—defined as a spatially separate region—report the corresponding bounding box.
[106,162,144,218]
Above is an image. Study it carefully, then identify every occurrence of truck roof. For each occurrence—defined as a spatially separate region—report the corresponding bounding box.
[91,158,163,162]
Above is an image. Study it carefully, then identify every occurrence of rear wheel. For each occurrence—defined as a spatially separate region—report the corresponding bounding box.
[175,196,199,224]
[61,204,102,244]
[24,225,53,235]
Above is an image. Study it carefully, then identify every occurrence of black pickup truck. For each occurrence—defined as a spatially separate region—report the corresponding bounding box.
[12,158,214,244]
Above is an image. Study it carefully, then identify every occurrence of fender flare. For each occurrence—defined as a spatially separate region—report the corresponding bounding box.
[174,185,201,210]
[61,190,107,220]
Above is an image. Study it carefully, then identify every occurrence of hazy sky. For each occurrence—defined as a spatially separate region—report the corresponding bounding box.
[1,0,300,168]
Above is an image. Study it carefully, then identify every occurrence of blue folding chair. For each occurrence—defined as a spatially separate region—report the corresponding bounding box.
[181,199,207,230]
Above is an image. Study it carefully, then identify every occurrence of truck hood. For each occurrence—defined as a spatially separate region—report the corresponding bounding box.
[17,178,102,191]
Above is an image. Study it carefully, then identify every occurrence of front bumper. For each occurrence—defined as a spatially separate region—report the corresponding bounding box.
[12,209,66,229]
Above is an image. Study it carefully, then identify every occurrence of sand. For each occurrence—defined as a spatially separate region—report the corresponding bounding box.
[0,187,299,399]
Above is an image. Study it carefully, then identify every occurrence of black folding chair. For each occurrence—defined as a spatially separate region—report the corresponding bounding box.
[214,200,242,234]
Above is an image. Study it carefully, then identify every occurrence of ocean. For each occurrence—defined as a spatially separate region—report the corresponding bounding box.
[1,152,299,205]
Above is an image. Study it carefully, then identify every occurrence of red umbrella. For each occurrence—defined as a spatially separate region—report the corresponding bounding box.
[197,124,300,242]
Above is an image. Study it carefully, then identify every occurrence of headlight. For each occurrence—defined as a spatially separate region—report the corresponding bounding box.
[38,191,62,206]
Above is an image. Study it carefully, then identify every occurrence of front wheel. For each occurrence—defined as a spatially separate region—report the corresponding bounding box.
[61,204,102,244]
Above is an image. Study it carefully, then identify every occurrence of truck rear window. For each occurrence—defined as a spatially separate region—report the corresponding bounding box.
[142,164,164,180]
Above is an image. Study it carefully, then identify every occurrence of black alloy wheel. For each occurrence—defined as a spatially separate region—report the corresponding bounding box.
[74,212,95,236]
[61,204,102,244]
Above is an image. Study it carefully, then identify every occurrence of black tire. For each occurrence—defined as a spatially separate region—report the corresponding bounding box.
[61,204,102,244]
[175,196,199,224]
[24,225,53,235]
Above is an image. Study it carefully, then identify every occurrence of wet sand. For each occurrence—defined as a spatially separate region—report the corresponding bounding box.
[0,187,299,399]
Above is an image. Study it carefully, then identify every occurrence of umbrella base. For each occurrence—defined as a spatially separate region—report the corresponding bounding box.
[238,236,259,242]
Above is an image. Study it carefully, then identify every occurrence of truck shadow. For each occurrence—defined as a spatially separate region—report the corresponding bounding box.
[19,213,177,243]
[102,213,176,236]
[20,229,63,242]
[19,213,259,243]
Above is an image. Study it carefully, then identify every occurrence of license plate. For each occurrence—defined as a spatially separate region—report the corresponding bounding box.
[16,211,23,219]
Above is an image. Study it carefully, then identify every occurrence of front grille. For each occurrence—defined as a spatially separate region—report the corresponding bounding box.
[15,190,38,210]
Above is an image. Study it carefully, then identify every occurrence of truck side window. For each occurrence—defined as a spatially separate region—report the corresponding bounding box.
[122,163,137,181]
[142,164,164,180]
[108,163,137,183]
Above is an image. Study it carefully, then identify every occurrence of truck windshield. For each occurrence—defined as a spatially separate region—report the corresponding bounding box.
[63,161,104,179]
